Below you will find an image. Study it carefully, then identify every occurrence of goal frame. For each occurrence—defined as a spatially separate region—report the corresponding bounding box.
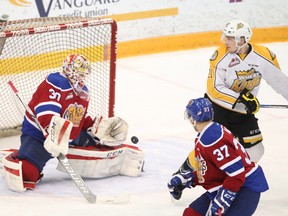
[0,17,117,136]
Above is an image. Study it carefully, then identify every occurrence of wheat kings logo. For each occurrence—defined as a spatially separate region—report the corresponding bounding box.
[231,68,262,93]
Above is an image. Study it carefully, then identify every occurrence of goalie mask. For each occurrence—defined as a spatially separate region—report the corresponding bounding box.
[185,98,213,123]
[63,54,91,93]
[221,19,252,50]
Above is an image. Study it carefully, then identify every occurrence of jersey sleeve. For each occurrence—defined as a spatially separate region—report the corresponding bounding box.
[253,44,288,101]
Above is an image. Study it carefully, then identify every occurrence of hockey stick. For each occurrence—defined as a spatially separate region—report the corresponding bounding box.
[260,104,288,109]
[7,81,97,203]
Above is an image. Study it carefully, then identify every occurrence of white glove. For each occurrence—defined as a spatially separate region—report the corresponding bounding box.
[95,117,128,147]
[44,116,73,157]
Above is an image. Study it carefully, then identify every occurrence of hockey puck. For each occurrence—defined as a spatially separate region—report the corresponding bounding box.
[131,136,139,144]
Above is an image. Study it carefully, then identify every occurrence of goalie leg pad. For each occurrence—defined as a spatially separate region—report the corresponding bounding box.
[56,144,144,178]
[1,151,26,192]
[0,149,15,176]
[56,147,124,178]
[120,147,145,177]
[1,150,41,192]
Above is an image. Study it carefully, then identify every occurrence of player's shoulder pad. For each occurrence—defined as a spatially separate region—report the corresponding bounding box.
[251,43,280,69]
[210,46,227,62]
[252,43,277,61]
[46,72,72,90]
[199,122,223,146]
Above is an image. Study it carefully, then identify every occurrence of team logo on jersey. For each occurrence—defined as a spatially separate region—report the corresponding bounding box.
[231,68,262,92]
[63,103,86,126]
[210,50,218,61]
[195,153,207,183]
[65,92,73,100]
[228,58,240,67]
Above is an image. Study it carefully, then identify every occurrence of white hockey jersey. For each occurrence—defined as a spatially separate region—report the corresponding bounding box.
[206,43,288,114]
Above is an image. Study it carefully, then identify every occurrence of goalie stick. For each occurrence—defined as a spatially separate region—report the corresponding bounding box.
[260,104,288,109]
[8,81,130,204]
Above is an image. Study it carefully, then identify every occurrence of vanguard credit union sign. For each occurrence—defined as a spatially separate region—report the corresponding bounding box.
[34,0,120,17]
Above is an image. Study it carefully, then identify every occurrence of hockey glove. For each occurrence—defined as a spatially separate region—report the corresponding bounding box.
[210,187,237,215]
[44,116,73,157]
[95,117,128,147]
[167,170,194,200]
[233,88,260,114]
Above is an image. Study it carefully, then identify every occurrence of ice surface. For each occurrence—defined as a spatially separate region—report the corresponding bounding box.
[1,42,288,216]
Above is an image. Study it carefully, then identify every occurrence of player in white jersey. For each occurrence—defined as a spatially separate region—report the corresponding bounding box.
[205,19,288,162]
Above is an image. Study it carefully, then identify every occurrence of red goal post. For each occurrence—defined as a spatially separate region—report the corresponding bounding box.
[0,17,117,137]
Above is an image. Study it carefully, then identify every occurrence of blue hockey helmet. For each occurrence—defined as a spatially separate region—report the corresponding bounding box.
[185,98,214,122]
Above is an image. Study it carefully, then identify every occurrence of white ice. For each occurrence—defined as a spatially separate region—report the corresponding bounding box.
[1,42,288,216]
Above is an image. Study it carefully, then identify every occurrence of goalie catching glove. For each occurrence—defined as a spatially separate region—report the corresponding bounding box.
[88,116,128,147]
[233,88,260,114]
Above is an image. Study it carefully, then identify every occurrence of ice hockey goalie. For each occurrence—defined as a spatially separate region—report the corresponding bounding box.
[0,116,145,192]
[0,54,144,192]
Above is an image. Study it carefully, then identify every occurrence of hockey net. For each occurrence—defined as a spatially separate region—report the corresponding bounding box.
[0,17,117,137]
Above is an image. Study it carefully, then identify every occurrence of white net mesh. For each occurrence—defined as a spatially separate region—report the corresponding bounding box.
[0,17,117,137]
